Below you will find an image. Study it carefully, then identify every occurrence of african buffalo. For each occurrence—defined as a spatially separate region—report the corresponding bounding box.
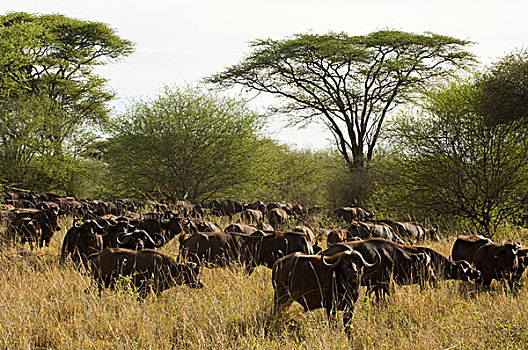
[115,229,166,250]
[171,200,202,217]
[207,199,244,219]
[94,215,139,248]
[407,246,480,282]
[257,222,274,231]
[400,222,439,241]
[322,238,436,300]
[376,220,438,242]
[272,249,380,332]
[513,248,528,283]
[334,206,373,224]
[245,201,268,214]
[267,207,289,227]
[451,235,492,262]
[240,209,263,224]
[293,225,317,246]
[11,217,41,248]
[348,221,404,244]
[9,207,61,247]
[90,248,203,298]
[60,219,105,266]
[224,223,259,235]
[267,201,293,215]
[473,242,520,289]
[139,214,189,243]
[179,231,314,274]
[326,229,361,246]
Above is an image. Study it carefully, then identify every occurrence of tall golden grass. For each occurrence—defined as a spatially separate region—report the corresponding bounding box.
[0,219,527,349]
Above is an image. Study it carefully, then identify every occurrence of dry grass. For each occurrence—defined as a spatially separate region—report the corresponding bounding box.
[0,219,527,349]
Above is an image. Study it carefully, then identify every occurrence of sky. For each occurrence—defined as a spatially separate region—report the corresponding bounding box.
[1,0,527,149]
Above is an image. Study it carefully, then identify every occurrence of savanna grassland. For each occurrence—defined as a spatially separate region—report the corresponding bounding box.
[1,216,527,350]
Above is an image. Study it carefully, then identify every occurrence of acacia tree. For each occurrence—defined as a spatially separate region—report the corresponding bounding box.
[0,12,133,192]
[207,30,474,172]
[105,86,264,202]
[386,80,528,235]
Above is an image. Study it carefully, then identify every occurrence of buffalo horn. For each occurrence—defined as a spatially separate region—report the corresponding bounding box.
[359,250,381,276]
[116,231,133,246]
[37,202,49,210]
[93,219,108,230]
[128,218,139,228]
[320,246,353,268]
[146,232,166,248]
[73,218,83,228]
[59,201,70,212]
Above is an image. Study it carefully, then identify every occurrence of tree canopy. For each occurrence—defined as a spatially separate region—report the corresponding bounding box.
[382,79,528,234]
[478,49,528,125]
[0,12,134,193]
[104,86,264,202]
[207,30,475,172]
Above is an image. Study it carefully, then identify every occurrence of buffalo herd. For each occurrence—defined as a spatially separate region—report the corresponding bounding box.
[2,191,528,333]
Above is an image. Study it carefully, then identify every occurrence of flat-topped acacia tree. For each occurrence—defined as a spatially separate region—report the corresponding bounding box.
[207,30,475,172]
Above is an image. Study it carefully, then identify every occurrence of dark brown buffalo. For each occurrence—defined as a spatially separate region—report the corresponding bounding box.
[207,199,244,219]
[224,223,259,235]
[93,200,120,216]
[322,238,436,300]
[257,222,274,231]
[451,235,492,262]
[240,209,263,224]
[292,204,308,217]
[115,229,166,250]
[400,222,439,241]
[90,248,203,298]
[267,201,293,215]
[334,206,373,224]
[36,201,68,216]
[56,197,85,216]
[36,192,60,202]
[245,201,268,214]
[138,214,189,242]
[376,220,438,242]
[267,207,289,227]
[6,199,36,209]
[179,231,314,273]
[60,219,105,266]
[94,214,139,248]
[292,225,316,246]
[171,200,202,217]
[188,219,221,233]
[9,207,61,247]
[473,242,520,289]
[11,217,41,248]
[347,221,404,244]
[326,229,361,246]
[513,248,528,283]
[179,232,239,267]
[116,198,144,212]
[406,246,480,282]
[272,249,380,333]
